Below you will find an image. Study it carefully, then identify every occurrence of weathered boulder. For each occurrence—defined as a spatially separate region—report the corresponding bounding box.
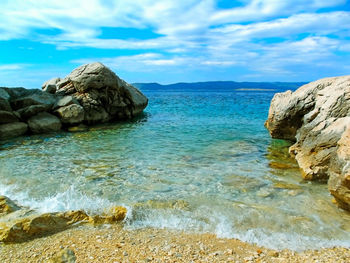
[53,95,77,109]
[0,210,90,243]
[51,62,148,124]
[122,83,149,116]
[89,206,127,225]
[328,126,350,211]
[56,104,84,125]
[0,196,127,243]
[290,117,350,180]
[42,77,61,94]
[0,196,21,216]
[266,75,350,210]
[16,104,48,120]
[0,110,19,124]
[0,88,12,111]
[57,63,119,93]
[0,122,28,139]
[27,112,62,134]
[5,88,56,110]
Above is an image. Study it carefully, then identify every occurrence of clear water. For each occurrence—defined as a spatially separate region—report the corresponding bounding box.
[1,89,349,251]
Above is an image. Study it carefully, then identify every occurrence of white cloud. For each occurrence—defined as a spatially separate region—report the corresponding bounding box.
[0,64,24,70]
[0,0,349,83]
[211,12,350,41]
[71,53,187,71]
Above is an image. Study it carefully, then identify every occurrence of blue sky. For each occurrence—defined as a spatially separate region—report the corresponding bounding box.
[0,0,350,89]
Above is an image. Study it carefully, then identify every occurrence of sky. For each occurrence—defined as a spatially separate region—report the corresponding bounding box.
[0,0,350,89]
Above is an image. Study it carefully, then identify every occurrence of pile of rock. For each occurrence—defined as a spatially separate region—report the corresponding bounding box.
[265,75,350,211]
[0,62,148,140]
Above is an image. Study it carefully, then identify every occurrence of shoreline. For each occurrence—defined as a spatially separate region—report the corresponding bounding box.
[1,224,349,263]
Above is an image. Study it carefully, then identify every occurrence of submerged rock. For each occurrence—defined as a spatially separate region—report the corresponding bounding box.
[90,206,127,225]
[266,75,350,210]
[134,200,190,210]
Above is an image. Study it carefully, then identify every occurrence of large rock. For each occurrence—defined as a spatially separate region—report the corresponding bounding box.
[0,210,90,243]
[0,196,21,216]
[89,206,127,225]
[55,104,84,125]
[0,110,19,124]
[0,196,127,243]
[122,83,149,116]
[57,63,120,93]
[266,75,350,210]
[5,88,56,111]
[42,77,61,94]
[52,62,148,124]
[0,88,12,111]
[328,126,350,211]
[16,104,48,120]
[0,122,28,139]
[53,95,77,109]
[27,112,62,134]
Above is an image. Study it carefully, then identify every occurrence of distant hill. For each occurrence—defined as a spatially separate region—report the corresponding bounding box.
[133,81,306,92]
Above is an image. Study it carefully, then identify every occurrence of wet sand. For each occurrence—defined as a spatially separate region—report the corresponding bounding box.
[0,224,349,263]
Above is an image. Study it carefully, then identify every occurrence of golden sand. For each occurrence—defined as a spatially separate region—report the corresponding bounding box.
[1,224,349,263]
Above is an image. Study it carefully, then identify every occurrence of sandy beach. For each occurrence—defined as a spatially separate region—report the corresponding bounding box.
[1,224,349,263]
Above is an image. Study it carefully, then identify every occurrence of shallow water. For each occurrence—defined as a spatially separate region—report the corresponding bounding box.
[1,89,349,251]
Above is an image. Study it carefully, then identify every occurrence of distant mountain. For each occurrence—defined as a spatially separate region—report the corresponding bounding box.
[133,81,306,92]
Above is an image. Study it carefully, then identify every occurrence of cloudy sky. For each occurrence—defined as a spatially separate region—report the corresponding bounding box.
[1,0,349,88]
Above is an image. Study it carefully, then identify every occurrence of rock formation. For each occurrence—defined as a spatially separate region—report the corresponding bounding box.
[265,75,350,211]
[0,62,148,140]
[0,196,127,243]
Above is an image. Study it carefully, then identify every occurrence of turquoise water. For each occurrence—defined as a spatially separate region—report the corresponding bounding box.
[1,89,350,250]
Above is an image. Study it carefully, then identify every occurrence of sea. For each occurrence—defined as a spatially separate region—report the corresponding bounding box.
[1,86,349,251]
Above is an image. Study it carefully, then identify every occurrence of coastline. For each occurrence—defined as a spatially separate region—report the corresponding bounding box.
[1,225,349,263]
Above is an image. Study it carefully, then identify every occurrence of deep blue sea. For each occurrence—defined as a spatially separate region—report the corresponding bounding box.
[1,88,350,251]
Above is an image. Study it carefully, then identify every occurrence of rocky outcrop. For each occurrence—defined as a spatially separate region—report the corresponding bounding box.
[0,62,148,140]
[0,196,127,243]
[54,62,148,124]
[265,75,350,210]
[0,210,90,243]
[328,126,350,211]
